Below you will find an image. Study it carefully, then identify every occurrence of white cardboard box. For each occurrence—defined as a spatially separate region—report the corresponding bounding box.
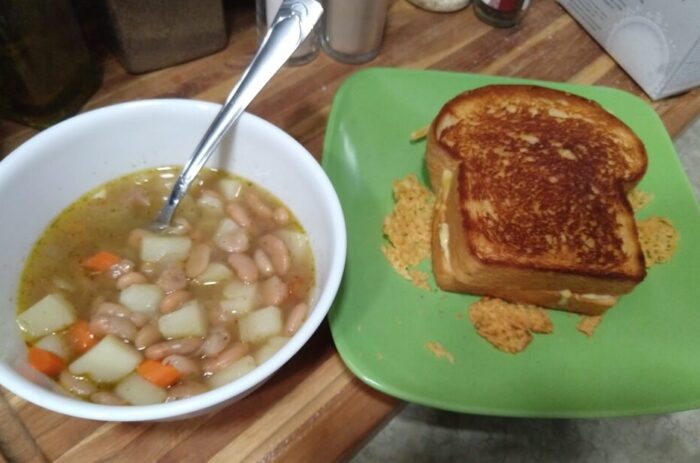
[558,0,700,100]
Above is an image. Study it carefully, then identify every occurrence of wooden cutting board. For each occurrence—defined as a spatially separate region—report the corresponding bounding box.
[1,1,699,461]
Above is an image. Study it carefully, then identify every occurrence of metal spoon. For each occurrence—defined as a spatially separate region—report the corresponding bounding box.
[152,0,323,232]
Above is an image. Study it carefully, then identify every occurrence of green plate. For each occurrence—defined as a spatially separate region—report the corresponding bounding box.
[322,68,700,418]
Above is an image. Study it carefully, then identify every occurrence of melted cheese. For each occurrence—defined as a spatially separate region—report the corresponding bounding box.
[439,222,451,271]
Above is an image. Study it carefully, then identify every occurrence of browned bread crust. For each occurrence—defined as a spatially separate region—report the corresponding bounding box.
[431,184,616,315]
[428,85,647,310]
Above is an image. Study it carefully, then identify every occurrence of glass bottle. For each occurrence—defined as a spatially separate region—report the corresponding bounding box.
[0,0,101,128]
[474,0,530,28]
[256,0,321,66]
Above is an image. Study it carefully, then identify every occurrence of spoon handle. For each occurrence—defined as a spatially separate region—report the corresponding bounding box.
[154,0,323,230]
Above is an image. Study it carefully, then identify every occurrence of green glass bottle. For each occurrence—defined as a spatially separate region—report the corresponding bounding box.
[0,0,101,128]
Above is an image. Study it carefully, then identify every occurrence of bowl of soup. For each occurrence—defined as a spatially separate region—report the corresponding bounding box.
[0,99,346,421]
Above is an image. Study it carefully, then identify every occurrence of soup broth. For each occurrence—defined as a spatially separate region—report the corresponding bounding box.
[16,167,314,405]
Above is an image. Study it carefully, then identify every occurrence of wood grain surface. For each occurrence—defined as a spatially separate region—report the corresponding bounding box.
[2,1,699,462]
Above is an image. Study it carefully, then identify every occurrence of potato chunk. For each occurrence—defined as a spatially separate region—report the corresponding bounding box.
[220,279,260,317]
[17,294,76,340]
[239,306,282,344]
[158,300,209,339]
[206,355,257,388]
[69,335,142,383]
[213,217,239,241]
[194,263,233,285]
[253,336,289,365]
[275,229,311,267]
[141,236,192,262]
[34,334,69,360]
[119,283,164,315]
[218,179,242,200]
[115,373,167,405]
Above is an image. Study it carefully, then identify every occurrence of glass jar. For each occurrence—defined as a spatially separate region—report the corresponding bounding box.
[104,0,228,74]
[321,0,389,64]
[256,0,321,66]
[0,0,101,128]
[406,0,471,12]
[474,0,530,28]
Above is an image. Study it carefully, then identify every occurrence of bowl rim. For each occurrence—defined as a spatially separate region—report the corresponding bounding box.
[0,99,347,421]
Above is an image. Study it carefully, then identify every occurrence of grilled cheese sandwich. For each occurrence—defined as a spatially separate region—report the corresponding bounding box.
[427,85,647,315]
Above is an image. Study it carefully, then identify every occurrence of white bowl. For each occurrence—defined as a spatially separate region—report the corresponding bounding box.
[0,99,346,421]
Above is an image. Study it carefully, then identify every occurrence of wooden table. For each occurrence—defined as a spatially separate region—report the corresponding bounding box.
[2,1,700,462]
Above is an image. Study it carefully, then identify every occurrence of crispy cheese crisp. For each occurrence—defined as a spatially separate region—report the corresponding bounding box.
[382,174,434,289]
[425,341,455,363]
[636,216,680,267]
[628,189,653,213]
[410,125,430,142]
[468,298,553,354]
[408,269,431,290]
[576,315,602,337]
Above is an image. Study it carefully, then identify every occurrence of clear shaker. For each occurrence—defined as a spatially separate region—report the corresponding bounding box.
[322,0,389,64]
[256,0,321,65]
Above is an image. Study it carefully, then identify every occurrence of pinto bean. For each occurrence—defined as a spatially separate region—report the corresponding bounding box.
[258,234,290,276]
[244,191,273,219]
[145,338,203,360]
[89,314,137,342]
[162,355,200,377]
[91,391,127,405]
[201,189,224,202]
[261,276,288,306]
[227,253,259,283]
[95,302,131,318]
[216,229,249,253]
[166,381,209,402]
[135,323,162,350]
[116,271,148,290]
[190,228,206,243]
[285,302,308,336]
[95,302,149,328]
[272,207,290,226]
[200,326,231,358]
[226,202,252,228]
[160,290,192,314]
[253,249,274,277]
[169,217,192,236]
[202,342,249,375]
[60,371,97,397]
[185,244,210,278]
[198,190,224,215]
[208,304,233,327]
[156,264,188,293]
[129,312,150,328]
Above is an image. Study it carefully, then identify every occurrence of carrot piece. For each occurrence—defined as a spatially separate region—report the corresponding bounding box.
[28,346,65,377]
[137,360,181,388]
[81,251,121,273]
[68,320,97,354]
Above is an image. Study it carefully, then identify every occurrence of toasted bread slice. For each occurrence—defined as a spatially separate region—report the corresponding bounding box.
[431,172,617,315]
[427,85,647,311]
